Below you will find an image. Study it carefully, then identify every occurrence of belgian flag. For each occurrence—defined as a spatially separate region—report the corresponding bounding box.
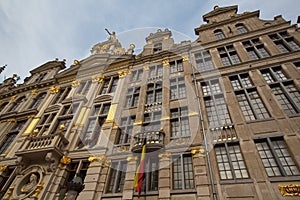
[133,143,146,198]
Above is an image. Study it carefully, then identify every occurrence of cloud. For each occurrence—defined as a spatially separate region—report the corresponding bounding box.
[0,0,299,83]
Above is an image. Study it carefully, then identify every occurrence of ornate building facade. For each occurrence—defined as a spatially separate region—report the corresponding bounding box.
[0,5,299,200]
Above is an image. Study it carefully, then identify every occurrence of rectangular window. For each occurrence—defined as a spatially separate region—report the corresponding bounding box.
[76,80,92,95]
[131,69,143,82]
[172,154,194,190]
[0,167,15,199]
[116,116,135,145]
[261,67,299,115]
[78,103,110,148]
[140,156,159,192]
[125,87,140,108]
[51,86,71,105]
[255,137,300,177]
[106,160,127,193]
[243,38,270,60]
[170,77,186,100]
[230,74,270,121]
[202,80,232,127]
[143,111,161,132]
[100,77,119,94]
[215,143,249,180]
[170,107,190,139]
[170,59,183,73]
[35,112,57,135]
[269,31,300,53]
[194,50,215,72]
[218,45,241,66]
[149,65,163,78]
[153,43,162,53]
[146,82,162,104]
[58,160,89,199]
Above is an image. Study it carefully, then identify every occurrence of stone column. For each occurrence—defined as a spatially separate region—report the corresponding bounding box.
[191,148,211,200]
[158,152,171,200]
[76,155,110,200]
[122,155,138,200]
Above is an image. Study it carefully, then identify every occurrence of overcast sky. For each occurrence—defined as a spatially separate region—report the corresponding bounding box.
[0,0,299,83]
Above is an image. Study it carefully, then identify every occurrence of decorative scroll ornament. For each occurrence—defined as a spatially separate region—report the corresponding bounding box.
[182,55,189,62]
[88,155,111,166]
[278,184,300,196]
[71,80,81,87]
[49,86,61,94]
[92,75,105,83]
[127,156,138,164]
[159,152,171,161]
[11,95,17,100]
[118,69,130,78]
[31,89,39,95]
[32,182,44,198]
[60,156,71,165]
[162,59,170,66]
[0,165,7,171]
[191,148,205,157]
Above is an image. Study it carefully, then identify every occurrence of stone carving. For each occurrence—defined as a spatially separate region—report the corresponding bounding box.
[20,173,38,194]
[45,152,57,172]
[90,30,134,55]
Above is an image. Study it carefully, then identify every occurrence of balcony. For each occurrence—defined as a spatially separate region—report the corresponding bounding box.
[132,131,165,153]
[15,133,69,159]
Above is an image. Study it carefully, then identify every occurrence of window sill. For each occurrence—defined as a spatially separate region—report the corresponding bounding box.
[269,176,300,182]
[219,178,253,185]
[102,193,123,198]
[246,117,274,124]
[170,189,197,194]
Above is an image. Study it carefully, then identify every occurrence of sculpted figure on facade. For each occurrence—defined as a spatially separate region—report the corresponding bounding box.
[20,173,38,195]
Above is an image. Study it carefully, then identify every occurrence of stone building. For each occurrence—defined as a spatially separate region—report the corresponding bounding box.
[0,5,299,200]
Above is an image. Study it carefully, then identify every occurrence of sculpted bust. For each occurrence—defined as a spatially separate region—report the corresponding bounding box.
[21,173,38,194]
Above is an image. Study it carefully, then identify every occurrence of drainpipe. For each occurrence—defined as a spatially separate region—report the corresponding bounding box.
[188,49,218,200]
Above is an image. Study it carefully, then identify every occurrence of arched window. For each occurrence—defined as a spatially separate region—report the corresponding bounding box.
[214,29,225,40]
[236,23,248,34]
[29,92,47,109]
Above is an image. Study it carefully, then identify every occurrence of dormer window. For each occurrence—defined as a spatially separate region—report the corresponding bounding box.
[214,29,225,40]
[34,72,48,82]
[236,23,248,34]
[153,42,162,53]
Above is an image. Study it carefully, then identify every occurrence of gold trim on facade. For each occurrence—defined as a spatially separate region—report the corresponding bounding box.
[159,152,171,161]
[278,184,300,196]
[127,156,138,164]
[118,69,130,78]
[191,148,205,157]
[0,165,8,171]
[92,75,105,83]
[133,120,143,125]
[143,65,150,70]
[49,86,61,94]
[88,155,111,166]
[162,59,170,66]
[31,89,39,95]
[71,80,81,87]
[182,55,189,61]
[11,95,17,101]
[60,156,71,165]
